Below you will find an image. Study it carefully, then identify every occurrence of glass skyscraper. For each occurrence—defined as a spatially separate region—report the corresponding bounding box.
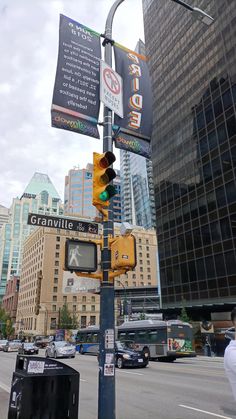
[143,0,236,315]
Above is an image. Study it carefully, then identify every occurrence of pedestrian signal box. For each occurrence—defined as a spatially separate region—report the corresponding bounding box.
[65,239,97,272]
[92,152,117,209]
[111,235,137,271]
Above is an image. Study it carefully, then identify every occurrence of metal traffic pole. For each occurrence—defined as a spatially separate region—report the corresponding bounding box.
[98,1,124,419]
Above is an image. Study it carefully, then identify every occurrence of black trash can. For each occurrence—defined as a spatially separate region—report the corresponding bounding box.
[8,355,80,419]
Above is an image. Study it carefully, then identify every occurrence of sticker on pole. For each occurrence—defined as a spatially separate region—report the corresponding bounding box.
[100,60,123,118]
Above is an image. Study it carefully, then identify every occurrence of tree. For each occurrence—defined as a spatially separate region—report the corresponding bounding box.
[0,305,15,338]
[139,312,146,320]
[179,298,191,323]
[58,304,74,329]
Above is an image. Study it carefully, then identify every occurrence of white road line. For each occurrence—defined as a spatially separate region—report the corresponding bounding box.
[0,381,10,393]
[118,371,143,376]
[179,404,233,419]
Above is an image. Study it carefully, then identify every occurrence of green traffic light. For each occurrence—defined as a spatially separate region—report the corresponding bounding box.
[99,185,117,202]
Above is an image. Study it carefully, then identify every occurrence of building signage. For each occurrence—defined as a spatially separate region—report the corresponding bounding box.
[51,14,101,139]
[113,43,153,158]
[100,60,123,118]
[27,213,99,235]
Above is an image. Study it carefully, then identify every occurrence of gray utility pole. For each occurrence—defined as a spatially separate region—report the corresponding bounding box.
[98,2,124,419]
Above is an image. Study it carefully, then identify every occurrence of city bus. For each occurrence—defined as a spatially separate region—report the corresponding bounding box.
[118,319,196,361]
[75,320,196,361]
[75,326,99,354]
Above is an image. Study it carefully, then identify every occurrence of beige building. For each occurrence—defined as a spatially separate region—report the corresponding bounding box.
[16,224,158,336]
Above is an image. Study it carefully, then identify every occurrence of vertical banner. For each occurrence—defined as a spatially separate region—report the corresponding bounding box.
[51,14,101,139]
[113,43,153,158]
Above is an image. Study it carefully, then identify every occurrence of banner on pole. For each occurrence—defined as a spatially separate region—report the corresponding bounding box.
[113,43,153,158]
[51,14,101,139]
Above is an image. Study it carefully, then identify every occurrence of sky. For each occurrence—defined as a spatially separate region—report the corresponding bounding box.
[0,0,144,208]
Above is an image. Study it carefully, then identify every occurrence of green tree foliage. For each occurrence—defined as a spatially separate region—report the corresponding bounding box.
[58,304,77,329]
[180,305,191,323]
[0,305,15,338]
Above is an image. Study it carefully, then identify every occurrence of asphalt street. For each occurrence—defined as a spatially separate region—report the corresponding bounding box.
[0,350,235,419]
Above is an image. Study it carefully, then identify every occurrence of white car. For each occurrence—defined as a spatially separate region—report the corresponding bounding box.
[0,340,8,351]
[45,341,76,359]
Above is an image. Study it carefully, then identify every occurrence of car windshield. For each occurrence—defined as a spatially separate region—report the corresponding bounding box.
[55,341,71,347]
[24,343,34,348]
[116,341,129,350]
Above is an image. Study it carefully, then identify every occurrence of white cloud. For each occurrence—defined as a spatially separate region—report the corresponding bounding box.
[0,0,144,207]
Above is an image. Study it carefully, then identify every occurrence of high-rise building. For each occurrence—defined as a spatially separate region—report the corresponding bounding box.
[16,225,158,335]
[120,150,156,229]
[64,165,122,222]
[0,173,63,300]
[0,205,9,230]
[143,0,236,317]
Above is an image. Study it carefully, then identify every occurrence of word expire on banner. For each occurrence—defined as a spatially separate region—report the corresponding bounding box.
[51,14,101,139]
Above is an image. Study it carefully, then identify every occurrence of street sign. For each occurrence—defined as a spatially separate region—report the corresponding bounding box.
[65,239,97,272]
[27,213,99,235]
[100,60,123,118]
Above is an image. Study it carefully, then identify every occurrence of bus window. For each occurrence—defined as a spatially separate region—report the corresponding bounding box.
[137,331,147,343]
[148,331,158,343]
[92,334,98,343]
[87,334,92,342]
[147,329,167,344]
[119,332,127,342]
[127,332,135,341]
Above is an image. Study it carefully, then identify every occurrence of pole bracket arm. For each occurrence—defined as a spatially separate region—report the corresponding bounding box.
[100,34,115,47]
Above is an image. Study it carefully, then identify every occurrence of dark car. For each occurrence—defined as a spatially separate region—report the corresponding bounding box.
[97,341,148,369]
[18,343,39,355]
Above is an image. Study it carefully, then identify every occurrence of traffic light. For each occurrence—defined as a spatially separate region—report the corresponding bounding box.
[111,235,137,271]
[93,152,117,211]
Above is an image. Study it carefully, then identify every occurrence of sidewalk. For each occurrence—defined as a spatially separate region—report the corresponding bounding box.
[0,387,9,419]
[196,355,223,362]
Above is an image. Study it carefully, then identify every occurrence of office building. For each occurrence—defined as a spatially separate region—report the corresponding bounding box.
[2,275,20,325]
[64,165,122,222]
[143,0,236,317]
[0,172,63,300]
[16,226,158,335]
[0,205,9,230]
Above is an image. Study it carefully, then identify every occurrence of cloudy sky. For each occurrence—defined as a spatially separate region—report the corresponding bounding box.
[0,0,144,208]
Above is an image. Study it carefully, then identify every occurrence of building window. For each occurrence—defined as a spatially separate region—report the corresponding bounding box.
[54,269,58,275]
[139,245,142,250]
[147,268,151,272]
[73,305,76,312]
[139,239,142,243]
[90,316,96,326]
[52,305,56,312]
[148,282,151,286]
[82,305,86,312]
[63,296,67,304]
[56,237,60,242]
[147,246,149,251]
[91,305,95,312]
[53,295,57,302]
[147,253,150,258]
[81,316,86,328]
[50,318,57,329]
[140,282,144,286]
[133,274,136,279]
[53,287,57,293]
[55,252,59,258]
[54,278,58,284]
[139,253,142,257]
[140,260,143,265]
[141,274,143,280]
[148,275,151,280]
[82,296,86,302]
[56,244,60,250]
[140,267,143,272]
[133,282,136,287]
[146,239,149,244]
[147,261,150,265]
[73,296,77,302]
[55,261,59,266]
[91,296,95,302]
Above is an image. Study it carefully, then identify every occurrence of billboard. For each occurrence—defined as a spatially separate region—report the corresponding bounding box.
[113,43,153,158]
[51,14,101,138]
[63,271,100,294]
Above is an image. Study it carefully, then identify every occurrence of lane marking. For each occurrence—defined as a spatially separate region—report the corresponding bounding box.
[118,371,143,376]
[179,404,233,419]
[0,381,10,393]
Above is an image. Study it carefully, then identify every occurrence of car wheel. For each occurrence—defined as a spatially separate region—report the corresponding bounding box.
[117,357,123,369]
[79,345,84,355]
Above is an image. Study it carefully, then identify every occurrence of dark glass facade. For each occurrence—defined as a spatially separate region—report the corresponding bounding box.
[143,0,236,310]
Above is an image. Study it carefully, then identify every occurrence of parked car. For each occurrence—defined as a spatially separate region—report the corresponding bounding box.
[3,340,22,352]
[18,343,39,355]
[45,341,76,359]
[0,340,8,351]
[34,336,53,349]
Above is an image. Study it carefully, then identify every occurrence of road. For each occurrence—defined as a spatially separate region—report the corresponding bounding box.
[0,351,235,419]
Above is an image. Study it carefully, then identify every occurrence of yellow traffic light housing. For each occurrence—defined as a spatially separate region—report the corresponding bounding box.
[93,152,117,219]
[111,235,137,271]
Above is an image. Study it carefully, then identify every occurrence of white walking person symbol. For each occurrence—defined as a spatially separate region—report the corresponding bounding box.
[69,246,82,266]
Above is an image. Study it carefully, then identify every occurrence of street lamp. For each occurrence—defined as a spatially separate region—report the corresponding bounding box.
[171,0,214,26]
[99,1,214,419]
